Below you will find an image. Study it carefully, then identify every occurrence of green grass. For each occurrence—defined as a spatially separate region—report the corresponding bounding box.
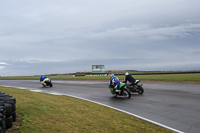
[48,73,200,83]
[118,73,200,83]
[1,86,174,133]
[1,73,200,83]
[0,76,39,80]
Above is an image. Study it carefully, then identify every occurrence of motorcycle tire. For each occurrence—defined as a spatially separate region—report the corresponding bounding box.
[113,93,117,97]
[122,89,131,98]
[42,84,46,87]
[137,86,144,95]
[49,83,53,87]
[110,90,117,97]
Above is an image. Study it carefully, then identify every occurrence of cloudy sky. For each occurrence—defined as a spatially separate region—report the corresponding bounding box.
[0,0,200,76]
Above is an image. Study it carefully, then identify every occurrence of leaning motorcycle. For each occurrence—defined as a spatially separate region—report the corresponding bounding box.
[41,78,53,87]
[125,80,144,95]
[108,82,131,98]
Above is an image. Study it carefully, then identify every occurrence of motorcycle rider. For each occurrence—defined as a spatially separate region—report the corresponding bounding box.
[124,72,136,90]
[40,74,48,85]
[124,72,135,84]
[109,74,120,93]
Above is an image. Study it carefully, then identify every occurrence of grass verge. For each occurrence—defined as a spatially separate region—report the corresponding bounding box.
[0,86,174,133]
[0,73,200,84]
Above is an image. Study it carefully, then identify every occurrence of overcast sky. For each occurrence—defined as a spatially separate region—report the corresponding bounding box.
[0,0,200,76]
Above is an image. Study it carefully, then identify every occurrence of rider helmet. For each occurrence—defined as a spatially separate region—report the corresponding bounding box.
[125,72,129,76]
[110,73,114,78]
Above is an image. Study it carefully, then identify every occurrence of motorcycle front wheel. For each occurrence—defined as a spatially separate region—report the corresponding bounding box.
[42,83,46,87]
[49,83,53,87]
[110,90,117,97]
[122,89,131,98]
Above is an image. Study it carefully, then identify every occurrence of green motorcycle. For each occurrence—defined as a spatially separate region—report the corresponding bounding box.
[108,82,131,98]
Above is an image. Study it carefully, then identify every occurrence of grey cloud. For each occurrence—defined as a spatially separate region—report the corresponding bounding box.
[86,23,200,42]
[0,0,200,76]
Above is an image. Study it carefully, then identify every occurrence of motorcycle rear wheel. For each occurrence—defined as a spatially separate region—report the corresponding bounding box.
[137,86,144,95]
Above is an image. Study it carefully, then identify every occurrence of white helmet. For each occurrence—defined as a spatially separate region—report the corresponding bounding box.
[125,72,129,76]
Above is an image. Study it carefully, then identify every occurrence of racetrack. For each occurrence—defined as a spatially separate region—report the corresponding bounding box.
[0,80,200,133]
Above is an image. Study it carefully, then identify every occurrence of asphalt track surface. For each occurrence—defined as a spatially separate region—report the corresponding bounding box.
[1,80,200,133]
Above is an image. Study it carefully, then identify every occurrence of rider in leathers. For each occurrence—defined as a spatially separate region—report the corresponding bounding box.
[109,74,120,93]
[40,74,48,85]
[124,72,136,90]
[40,74,47,81]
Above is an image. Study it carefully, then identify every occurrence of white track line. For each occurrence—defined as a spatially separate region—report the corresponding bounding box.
[1,85,184,133]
